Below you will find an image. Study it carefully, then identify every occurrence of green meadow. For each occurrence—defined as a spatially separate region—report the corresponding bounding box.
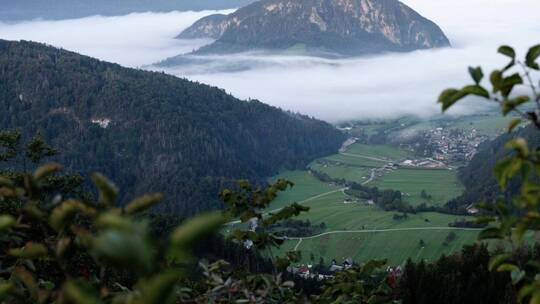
[264,140,477,265]
[267,169,478,265]
[371,168,464,206]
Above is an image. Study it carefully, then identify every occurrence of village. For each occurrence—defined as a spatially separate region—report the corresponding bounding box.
[414,127,488,163]
[288,257,403,285]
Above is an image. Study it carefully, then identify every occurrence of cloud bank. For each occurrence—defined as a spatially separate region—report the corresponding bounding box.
[1,1,539,122]
[0,10,233,67]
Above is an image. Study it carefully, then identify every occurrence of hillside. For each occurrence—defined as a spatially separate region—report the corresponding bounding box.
[448,125,540,211]
[175,0,450,57]
[0,39,345,217]
[0,0,257,21]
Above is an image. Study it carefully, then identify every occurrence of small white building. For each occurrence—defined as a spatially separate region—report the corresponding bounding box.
[466,204,479,214]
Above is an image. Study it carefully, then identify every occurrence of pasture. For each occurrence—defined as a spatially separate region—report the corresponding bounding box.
[259,116,514,266]
[266,171,478,265]
[371,168,464,206]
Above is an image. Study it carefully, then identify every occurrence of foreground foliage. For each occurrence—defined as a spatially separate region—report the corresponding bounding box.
[0,133,390,303]
[439,44,540,303]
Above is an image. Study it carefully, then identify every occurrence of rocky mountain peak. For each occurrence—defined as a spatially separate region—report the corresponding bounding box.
[176,0,450,57]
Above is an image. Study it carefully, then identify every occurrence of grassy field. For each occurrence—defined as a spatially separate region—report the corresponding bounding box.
[280,229,479,266]
[268,170,341,210]
[395,114,511,139]
[324,154,386,167]
[277,191,479,265]
[345,143,414,160]
[371,168,464,206]
[264,171,478,265]
[258,115,519,266]
[306,143,415,185]
[450,115,513,137]
[309,162,372,184]
[307,143,464,206]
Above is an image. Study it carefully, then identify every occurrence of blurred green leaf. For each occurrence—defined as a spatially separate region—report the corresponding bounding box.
[502,96,530,116]
[0,176,14,188]
[498,45,516,59]
[33,162,62,181]
[38,280,55,291]
[50,199,97,231]
[91,173,118,208]
[95,212,135,231]
[490,70,503,92]
[525,44,540,70]
[0,282,14,301]
[499,73,523,97]
[488,253,512,271]
[507,118,522,132]
[0,214,16,232]
[510,269,526,284]
[169,212,225,262]
[478,227,504,240]
[505,137,530,157]
[494,157,522,189]
[468,66,484,84]
[124,193,163,215]
[9,243,48,259]
[13,267,39,301]
[61,280,103,304]
[461,85,490,98]
[131,271,180,304]
[92,220,154,273]
[438,85,489,112]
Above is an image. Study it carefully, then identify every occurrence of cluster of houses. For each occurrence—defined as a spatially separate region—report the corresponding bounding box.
[421,127,488,162]
[289,258,405,283]
[288,257,355,280]
[400,158,447,169]
[344,197,374,206]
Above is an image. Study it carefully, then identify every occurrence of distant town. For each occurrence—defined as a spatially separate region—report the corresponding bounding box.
[415,127,488,163]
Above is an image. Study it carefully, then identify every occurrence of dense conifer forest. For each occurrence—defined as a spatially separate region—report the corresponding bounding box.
[447,125,540,212]
[0,40,345,217]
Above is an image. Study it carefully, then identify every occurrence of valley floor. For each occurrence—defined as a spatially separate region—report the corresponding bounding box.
[265,141,479,265]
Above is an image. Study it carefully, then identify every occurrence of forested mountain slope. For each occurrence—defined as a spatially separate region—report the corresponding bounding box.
[0,39,345,216]
[0,0,257,21]
[448,125,540,211]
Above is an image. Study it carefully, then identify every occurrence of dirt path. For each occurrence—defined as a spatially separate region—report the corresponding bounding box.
[340,152,389,163]
[289,227,482,250]
[362,168,377,185]
[225,187,347,226]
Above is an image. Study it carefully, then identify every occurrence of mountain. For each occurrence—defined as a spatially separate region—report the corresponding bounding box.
[0,0,258,21]
[176,0,450,57]
[0,39,346,217]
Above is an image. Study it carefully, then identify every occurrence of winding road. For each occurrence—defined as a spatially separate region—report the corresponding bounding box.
[362,168,378,185]
[228,148,465,255]
[340,152,389,163]
[225,187,347,226]
[289,227,483,251]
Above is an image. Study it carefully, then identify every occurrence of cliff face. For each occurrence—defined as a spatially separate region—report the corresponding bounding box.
[177,0,450,56]
[176,14,229,39]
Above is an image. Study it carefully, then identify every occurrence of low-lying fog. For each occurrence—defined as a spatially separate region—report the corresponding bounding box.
[0,0,538,122]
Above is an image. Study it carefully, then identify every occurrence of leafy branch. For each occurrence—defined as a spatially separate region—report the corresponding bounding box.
[439,44,540,303]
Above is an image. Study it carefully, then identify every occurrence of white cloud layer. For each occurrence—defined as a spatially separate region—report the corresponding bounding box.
[0,10,233,67]
[0,1,539,122]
